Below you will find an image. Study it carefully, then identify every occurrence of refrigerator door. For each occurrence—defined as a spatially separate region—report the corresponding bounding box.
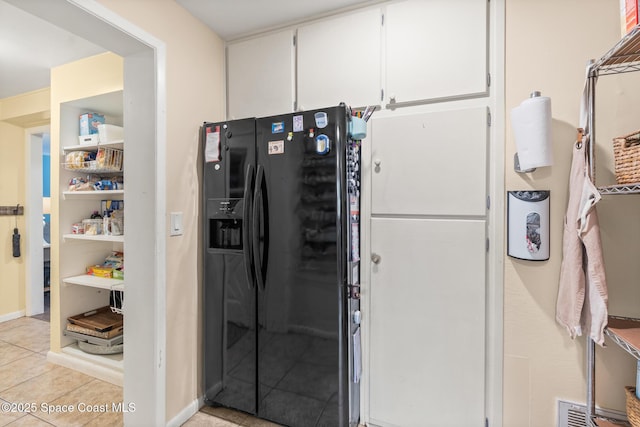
[203,118,258,415]
[255,106,351,426]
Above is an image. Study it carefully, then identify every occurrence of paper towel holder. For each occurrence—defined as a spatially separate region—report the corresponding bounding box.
[514,153,536,173]
[514,91,544,173]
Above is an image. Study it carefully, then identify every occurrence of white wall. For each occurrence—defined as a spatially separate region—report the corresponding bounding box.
[94,0,226,422]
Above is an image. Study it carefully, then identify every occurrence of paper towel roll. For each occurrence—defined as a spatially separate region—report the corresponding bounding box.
[510,95,553,170]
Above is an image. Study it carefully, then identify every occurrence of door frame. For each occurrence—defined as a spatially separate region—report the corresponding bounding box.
[8,0,167,424]
[24,125,50,316]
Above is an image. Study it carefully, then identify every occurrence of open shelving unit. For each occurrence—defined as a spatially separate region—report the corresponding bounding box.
[585,24,640,427]
[55,90,125,385]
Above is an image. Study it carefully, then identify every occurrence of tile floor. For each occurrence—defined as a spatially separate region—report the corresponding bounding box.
[0,316,123,427]
[0,315,278,427]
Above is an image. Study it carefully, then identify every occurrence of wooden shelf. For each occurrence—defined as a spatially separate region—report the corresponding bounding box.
[592,416,630,427]
[63,234,124,243]
[605,316,640,360]
[62,274,123,290]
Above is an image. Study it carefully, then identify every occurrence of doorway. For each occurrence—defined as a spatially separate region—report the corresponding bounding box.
[9,0,167,424]
[25,125,50,319]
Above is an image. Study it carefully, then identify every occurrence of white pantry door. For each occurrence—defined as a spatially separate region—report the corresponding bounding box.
[367,106,489,427]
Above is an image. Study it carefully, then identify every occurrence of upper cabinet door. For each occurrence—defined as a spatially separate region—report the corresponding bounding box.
[370,106,488,216]
[227,30,295,119]
[297,8,381,111]
[385,0,488,105]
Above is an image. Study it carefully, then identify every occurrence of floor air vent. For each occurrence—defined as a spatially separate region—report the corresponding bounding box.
[558,400,627,427]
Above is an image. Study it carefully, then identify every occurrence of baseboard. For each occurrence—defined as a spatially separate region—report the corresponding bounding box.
[0,310,25,323]
[46,350,123,387]
[166,395,204,427]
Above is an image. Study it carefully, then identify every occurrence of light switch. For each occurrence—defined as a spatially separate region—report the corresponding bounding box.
[170,212,183,236]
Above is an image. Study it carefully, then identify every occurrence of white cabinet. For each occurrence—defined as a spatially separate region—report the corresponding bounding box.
[57,91,125,377]
[370,107,488,216]
[384,0,488,105]
[226,1,490,114]
[297,8,382,110]
[227,30,295,118]
[368,217,486,427]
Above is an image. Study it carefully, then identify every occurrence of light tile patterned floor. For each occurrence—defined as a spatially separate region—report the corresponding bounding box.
[0,316,122,427]
[0,316,275,427]
[184,406,281,427]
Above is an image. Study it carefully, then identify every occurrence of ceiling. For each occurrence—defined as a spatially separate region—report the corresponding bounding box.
[0,0,105,100]
[0,0,374,101]
[176,0,377,40]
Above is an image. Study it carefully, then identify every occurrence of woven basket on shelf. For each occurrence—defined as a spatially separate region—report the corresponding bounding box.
[613,130,640,184]
[625,386,640,427]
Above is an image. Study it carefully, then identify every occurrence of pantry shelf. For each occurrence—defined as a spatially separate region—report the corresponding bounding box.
[63,140,123,151]
[591,416,631,427]
[590,24,640,76]
[62,274,124,290]
[63,190,124,199]
[605,316,640,360]
[597,183,640,195]
[61,342,123,371]
[63,234,124,243]
[62,164,123,174]
[585,26,640,424]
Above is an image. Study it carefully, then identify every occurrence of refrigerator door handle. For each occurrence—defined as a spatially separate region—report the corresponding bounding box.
[252,165,269,291]
[243,164,256,288]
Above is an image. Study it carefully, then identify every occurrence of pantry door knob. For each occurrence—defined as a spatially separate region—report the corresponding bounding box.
[374,159,381,173]
[371,253,381,264]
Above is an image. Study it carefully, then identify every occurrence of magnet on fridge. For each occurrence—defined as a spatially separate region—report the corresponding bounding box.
[315,134,330,155]
[204,125,221,163]
[272,122,285,133]
[314,112,328,128]
[507,191,550,261]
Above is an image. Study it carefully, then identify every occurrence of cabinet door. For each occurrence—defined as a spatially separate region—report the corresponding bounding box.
[369,217,486,427]
[385,0,488,104]
[227,30,295,119]
[370,107,488,216]
[297,8,381,110]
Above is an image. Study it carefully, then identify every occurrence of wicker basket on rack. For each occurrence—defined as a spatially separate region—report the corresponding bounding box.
[613,130,640,184]
[625,386,640,426]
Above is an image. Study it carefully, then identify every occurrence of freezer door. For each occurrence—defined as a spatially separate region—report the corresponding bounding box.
[202,119,259,415]
[255,106,351,426]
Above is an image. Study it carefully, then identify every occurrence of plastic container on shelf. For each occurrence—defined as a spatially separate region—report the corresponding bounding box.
[78,134,99,145]
[82,219,103,235]
[98,124,124,143]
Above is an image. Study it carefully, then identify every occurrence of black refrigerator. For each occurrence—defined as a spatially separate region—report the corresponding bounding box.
[202,105,362,427]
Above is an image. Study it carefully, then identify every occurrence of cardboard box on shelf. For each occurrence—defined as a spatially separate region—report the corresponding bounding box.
[79,112,105,136]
